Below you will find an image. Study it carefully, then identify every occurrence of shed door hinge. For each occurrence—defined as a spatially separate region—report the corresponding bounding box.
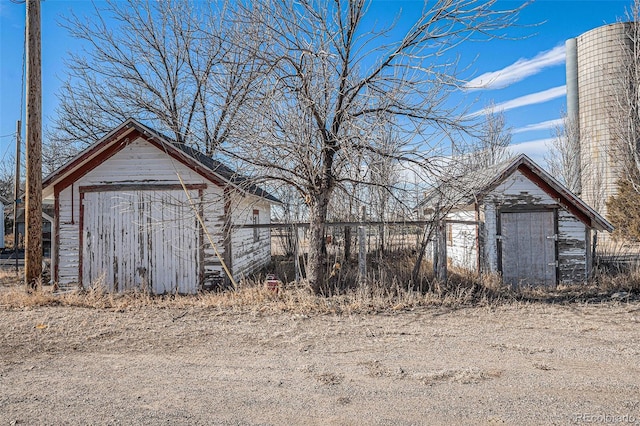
[548,261,558,267]
[546,234,558,241]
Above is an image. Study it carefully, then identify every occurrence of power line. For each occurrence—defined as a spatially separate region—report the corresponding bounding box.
[8,0,29,129]
[0,141,14,163]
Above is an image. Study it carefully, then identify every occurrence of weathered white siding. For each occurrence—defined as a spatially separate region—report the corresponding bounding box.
[446,210,477,271]
[200,188,227,289]
[483,169,559,279]
[57,185,80,286]
[230,195,272,280]
[56,137,226,292]
[54,136,274,292]
[484,170,557,207]
[479,169,589,284]
[558,209,588,283]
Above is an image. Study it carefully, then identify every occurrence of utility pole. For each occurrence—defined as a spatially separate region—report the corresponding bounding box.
[25,0,42,289]
[13,120,21,275]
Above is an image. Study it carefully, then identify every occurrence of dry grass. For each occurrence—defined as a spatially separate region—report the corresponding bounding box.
[0,267,21,286]
[0,282,468,314]
[0,276,636,315]
[2,249,639,312]
[0,268,494,314]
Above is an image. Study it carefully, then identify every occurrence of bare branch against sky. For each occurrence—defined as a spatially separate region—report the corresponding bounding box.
[223,0,525,293]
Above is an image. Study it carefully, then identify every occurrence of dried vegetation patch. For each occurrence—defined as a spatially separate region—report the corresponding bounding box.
[2,255,640,314]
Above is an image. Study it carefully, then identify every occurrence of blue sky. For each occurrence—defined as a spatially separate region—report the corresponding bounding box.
[0,0,634,168]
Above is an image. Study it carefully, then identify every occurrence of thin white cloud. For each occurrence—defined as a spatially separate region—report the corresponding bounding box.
[508,138,555,166]
[465,45,566,90]
[513,118,564,134]
[468,85,566,118]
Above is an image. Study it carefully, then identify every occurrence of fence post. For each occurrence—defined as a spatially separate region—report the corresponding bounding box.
[293,223,300,283]
[294,204,301,283]
[433,220,448,282]
[358,205,367,285]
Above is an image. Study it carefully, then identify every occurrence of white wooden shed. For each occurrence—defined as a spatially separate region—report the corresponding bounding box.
[421,155,613,286]
[42,119,280,294]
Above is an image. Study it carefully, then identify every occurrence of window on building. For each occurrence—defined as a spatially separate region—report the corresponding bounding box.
[253,209,259,242]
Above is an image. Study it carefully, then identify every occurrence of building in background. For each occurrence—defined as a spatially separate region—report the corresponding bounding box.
[13,205,54,257]
[566,22,633,218]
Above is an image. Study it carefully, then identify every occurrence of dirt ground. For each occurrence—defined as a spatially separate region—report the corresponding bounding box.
[1,301,640,425]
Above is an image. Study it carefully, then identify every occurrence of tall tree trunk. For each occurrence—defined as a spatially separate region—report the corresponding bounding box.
[412,223,435,284]
[307,195,330,294]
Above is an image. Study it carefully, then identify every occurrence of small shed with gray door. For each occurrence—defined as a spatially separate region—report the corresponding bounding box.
[420,154,613,286]
[42,119,280,294]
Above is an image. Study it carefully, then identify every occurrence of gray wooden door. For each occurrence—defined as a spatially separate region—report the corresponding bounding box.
[500,211,556,287]
[82,189,200,294]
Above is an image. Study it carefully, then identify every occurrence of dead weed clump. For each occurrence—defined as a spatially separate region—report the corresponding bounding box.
[0,277,501,315]
[0,284,156,311]
[513,268,640,304]
[2,251,640,313]
[592,267,640,294]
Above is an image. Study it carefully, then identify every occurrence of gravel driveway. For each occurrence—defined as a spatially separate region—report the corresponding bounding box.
[1,302,639,425]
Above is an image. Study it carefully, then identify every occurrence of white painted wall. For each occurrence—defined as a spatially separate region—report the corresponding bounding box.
[56,138,215,289]
[446,209,477,271]
[442,170,590,284]
[484,170,557,207]
[557,209,588,283]
[229,194,272,280]
[55,137,272,291]
[482,170,588,283]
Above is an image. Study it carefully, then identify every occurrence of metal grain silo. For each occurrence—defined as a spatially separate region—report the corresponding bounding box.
[568,23,633,217]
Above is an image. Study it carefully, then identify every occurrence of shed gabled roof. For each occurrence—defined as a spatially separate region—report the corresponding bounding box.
[42,118,281,203]
[420,154,613,232]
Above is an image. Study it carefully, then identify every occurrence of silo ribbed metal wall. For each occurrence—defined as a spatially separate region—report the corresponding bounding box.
[576,22,631,218]
[565,37,581,195]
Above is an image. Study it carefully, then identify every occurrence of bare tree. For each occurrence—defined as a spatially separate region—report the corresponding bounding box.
[605,0,640,239]
[544,112,582,193]
[50,0,262,155]
[465,103,512,168]
[607,177,640,241]
[42,138,79,176]
[610,3,640,191]
[0,155,17,201]
[226,0,524,293]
